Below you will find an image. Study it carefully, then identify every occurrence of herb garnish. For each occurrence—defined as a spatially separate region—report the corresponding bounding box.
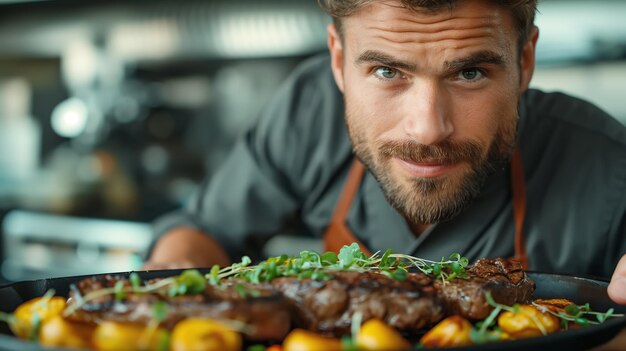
[208,243,469,285]
[532,301,624,329]
[469,292,510,344]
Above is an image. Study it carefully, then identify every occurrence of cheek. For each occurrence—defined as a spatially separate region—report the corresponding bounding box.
[344,83,391,143]
[451,85,518,145]
[345,82,405,145]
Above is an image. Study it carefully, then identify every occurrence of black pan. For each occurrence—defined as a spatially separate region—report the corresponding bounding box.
[0,271,625,351]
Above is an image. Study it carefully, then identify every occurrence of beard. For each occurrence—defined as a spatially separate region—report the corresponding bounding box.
[346,110,517,225]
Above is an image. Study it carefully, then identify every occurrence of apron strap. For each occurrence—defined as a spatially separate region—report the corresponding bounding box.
[511,147,529,269]
[323,159,372,256]
[332,160,365,223]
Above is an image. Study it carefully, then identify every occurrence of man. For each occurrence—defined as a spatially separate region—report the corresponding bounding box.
[146,0,626,304]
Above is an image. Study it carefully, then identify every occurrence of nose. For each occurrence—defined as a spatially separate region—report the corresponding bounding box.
[402,80,453,145]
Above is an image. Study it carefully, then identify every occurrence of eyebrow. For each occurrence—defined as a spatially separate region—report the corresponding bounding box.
[355,49,506,73]
[444,50,506,73]
[355,50,417,72]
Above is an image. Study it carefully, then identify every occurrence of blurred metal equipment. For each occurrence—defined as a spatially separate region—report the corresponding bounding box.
[1,210,151,281]
[0,0,329,61]
[0,78,41,184]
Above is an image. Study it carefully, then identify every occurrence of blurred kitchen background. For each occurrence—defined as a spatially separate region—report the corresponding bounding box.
[0,0,624,284]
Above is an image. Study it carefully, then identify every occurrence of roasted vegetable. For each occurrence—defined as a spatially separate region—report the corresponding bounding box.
[39,315,95,349]
[419,315,473,348]
[170,318,241,351]
[13,295,66,339]
[282,329,342,351]
[356,318,411,351]
[498,305,560,338]
[93,321,168,351]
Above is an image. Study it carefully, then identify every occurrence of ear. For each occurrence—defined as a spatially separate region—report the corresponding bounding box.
[519,26,539,92]
[327,23,345,93]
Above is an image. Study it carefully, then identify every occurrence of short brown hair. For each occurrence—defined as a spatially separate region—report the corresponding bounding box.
[318,0,537,53]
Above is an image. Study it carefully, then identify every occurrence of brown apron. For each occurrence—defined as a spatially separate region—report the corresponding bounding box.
[323,148,529,269]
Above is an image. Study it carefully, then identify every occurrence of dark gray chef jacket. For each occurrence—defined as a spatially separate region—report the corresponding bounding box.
[153,54,626,278]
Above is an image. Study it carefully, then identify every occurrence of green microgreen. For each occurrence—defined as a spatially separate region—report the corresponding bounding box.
[114,281,125,302]
[129,272,142,289]
[209,265,221,285]
[338,243,368,268]
[152,301,168,323]
[205,243,470,286]
[341,336,359,351]
[139,300,169,350]
[532,301,624,327]
[24,289,56,340]
[321,251,338,265]
[0,311,18,339]
[0,311,15,325]
[471,291,537,343]
[156,331,170,351]
[233,284,261,299]
[470,292,506,344]
[29,312,41,341]
[168,269,206,297]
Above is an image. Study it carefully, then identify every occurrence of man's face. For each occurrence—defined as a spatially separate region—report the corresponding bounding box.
[328,0,537,226]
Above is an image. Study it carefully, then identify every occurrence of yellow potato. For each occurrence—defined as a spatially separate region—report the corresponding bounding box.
[282,329,342,351]
[498,305,560,339]
[93,321,168,351]
[39,315,95,349]
[170,318,242,351]
[356,318,411,351]
[13,296,66,339]
[420,315,473,348]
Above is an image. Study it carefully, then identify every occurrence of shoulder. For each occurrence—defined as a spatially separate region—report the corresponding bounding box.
[520,89,626,173]
[251,53,352,195]
[520,88,626,205]
[520,90,626,275]
[256,53,341,134]
[521,89,626,147]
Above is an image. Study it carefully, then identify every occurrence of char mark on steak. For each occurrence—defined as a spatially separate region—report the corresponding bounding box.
[434,258,535,320]
[271,270,443,336]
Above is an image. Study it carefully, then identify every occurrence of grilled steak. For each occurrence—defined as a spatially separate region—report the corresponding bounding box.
[65,258,535,339]
[434,258,535,320]
[271,271,443,335]
[66,275,292,341]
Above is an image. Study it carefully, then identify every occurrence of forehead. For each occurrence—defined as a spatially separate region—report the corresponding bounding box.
[341,0,516,62]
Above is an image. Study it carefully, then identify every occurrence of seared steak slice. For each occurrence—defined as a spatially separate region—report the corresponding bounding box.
[271,271,443,336]
[65,257,535,339]
[434,258,535,320]
[66,275,292,341]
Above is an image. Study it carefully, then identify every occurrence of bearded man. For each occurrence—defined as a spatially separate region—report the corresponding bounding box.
[146,0,626,306]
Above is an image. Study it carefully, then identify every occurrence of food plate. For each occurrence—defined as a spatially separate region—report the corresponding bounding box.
[0,271,624,351]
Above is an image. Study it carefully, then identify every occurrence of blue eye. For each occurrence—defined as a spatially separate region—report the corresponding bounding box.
[459,68,483,81]
[374,67,398,79]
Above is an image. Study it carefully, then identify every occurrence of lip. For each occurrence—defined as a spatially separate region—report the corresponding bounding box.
[395,158,460,178]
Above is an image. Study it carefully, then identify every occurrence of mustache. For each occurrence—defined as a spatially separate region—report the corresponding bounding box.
[377,139,483,165]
